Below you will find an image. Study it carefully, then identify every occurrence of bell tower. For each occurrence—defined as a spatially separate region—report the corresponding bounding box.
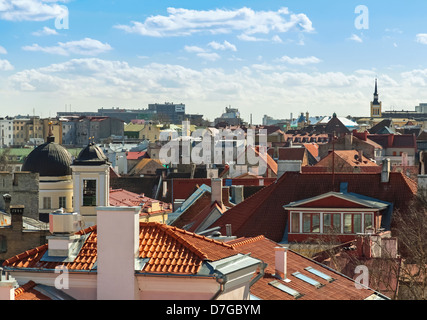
[370,78,382,118]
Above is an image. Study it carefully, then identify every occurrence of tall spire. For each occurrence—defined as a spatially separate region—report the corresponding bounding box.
[373,78,379,105]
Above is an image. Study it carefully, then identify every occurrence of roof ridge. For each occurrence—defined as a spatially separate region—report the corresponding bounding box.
[14,280,37,298]
[229,235,265,247]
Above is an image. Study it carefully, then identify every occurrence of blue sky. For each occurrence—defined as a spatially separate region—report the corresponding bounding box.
[1,0,427,123]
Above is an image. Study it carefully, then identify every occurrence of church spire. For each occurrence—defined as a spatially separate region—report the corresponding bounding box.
[373,78,379,105]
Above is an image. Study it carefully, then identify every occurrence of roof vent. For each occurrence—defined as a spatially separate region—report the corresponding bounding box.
[49,210,82,235]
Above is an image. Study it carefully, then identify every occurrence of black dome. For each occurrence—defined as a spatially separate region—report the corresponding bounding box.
[22,137,72,177]
[73,143,109,166]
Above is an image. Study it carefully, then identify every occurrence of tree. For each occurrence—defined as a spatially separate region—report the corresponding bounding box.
[0,148,11,172]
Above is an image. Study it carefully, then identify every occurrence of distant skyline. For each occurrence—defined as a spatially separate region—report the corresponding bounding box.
[1,1,427,123]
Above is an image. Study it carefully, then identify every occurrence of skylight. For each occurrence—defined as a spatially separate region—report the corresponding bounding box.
[269,280,303,299]
[305,266,335,283]
[292,272,324,288]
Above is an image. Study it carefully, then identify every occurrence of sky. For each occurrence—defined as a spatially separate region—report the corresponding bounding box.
[1,0,427,123]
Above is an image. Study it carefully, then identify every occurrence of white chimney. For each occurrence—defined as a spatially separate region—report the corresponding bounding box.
[381,158,391,183]
[0,271,17,300]
[96,206,141,300]
[275,246,290,282]
[48,210,82,257]
[277,160,302,180]
[211,178,223,205]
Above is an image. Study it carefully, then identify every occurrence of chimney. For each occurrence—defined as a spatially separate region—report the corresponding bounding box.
[344,133,353,149]
[274,246,290,282]
[211,178,223,205]
[10,205,24,231]
[226,224,232,237]
[277,160,302,180]
[0,270,18,300]
[2,194,11,214]
[358,150,363,161]
[381,158,391,183]
[231,185,244,204]
[96,206,140,300]
[47,210,82,258]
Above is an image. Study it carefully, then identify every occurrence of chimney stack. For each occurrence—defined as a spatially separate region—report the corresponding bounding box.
[277,160,302,180]
[96,206,141,300]
[211,178,223,205]
[231,185,244,204]
[2,194,11,214]
[274,246,290,282]
[0,270,18,300]
[10,205,24,231]
[381,158,391,183]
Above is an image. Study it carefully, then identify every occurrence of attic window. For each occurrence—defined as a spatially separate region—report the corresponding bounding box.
[292,272,324,288]
[268,280,303,299]
[305,267,335,283]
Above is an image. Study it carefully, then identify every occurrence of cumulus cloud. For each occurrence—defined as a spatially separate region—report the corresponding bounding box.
[0,59,14,70]
[0,0,68,21]
[115,7,314,38]
[276,55,321,65]
[416,33,427,44]
[22,38,112,56]
[208,40,236,52]
[32,26,59,36]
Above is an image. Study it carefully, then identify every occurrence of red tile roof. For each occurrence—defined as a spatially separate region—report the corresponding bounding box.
[109,188,172,214]
[14,281,51,300]
[127,151,147,160]
[229,236,378,300]
[211,171,417,242]
[2,222,237,275]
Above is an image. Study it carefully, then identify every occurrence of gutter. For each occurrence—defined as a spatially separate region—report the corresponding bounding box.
[249,262,267,288]
[211,273,228,300]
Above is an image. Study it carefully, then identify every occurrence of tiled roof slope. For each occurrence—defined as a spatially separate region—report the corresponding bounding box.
[229,236,378,300]
[14,281,51,300]
[3,222,236,275]
[211,171,417,242]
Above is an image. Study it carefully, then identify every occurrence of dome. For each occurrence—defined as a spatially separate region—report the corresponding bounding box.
[22,136,72,177]
[72,143,110,166]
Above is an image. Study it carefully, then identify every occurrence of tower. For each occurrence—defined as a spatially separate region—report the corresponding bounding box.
[370,78,382,118]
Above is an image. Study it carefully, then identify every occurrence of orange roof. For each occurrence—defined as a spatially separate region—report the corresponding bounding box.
[229,236,380,300]
[2,222,237,275]
[14,281,51,300]
[315,150,379,168]
[109,188,172,213]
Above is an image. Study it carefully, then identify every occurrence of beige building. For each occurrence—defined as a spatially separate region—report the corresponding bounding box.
[124,122,162,142]
[13,117,44,146]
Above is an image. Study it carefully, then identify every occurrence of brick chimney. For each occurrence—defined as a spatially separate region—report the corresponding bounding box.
[2,194,11,214]
[211,178,223,205]
[10,205,24,231]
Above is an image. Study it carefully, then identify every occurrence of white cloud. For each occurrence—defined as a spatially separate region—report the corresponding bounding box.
[276,55,321,65]
[22,38,112,56]
[184,45,206,53]
[349,34,363,43]
[197,52,220,61]
[208,40,236,52]
[0,0,68,21]
[0,45,7,54]
[115,7,314,38]
[416,33,427,45]
[0,59,13,70]
[32,26,59,36]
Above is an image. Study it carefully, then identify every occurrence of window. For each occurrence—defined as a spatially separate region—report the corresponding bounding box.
[344,213,362,234]
[291,212,300,233]
[323,213,341,233]
[292,272,323,288]
[43,197,52,209]
[364,213,374,231]
[305,267,334,282]
[83,179,97,206]
[269,280,303,299]
[59,196,67,209]
[303,213,320,233]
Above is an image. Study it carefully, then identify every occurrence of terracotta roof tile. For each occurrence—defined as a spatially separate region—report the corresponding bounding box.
[14,281,51,300]
[2,222,237,275]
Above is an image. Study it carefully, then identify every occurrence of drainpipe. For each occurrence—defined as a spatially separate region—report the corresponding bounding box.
[210,274,228,300]
[249,262,267,288]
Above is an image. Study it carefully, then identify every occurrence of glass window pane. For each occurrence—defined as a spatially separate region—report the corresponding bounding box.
[364,213,373,231]
[291,212,300,233]
[333,214,341,232]
[323,213,331,233]
[312,214,320,233]
[354,214,362,234]
[303,214,311,233]
[83,179,97,206]
[344,214,352,233]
